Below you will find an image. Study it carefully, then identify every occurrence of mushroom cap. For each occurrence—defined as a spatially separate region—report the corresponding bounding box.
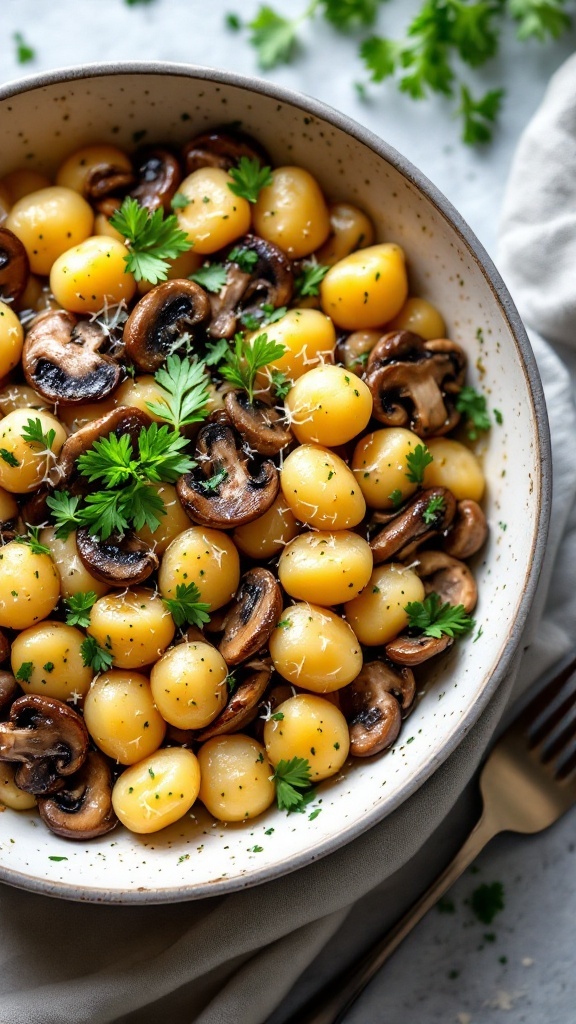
[414,550,478,613]
[208,233,294,339]
[177,421,280,528]
[0,694,89,794]
[182,128,270,175]
[195,659,272,740]
[37,750,118,839]
[342,661,403,756]
[76,528,159,587]
[443,499,488,559]
[0,671,18,714]
[385,633,454,666]
[0,226,29,302]
[224,390,292,456]
[123,279,211,371]
[370,487,456,564]
[84,163,135,200]
[130,147,181,212]
[365,330,466,438]
[219,569,282,666]
[22,309,124,405]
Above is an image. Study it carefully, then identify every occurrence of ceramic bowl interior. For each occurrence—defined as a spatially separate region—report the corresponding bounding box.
[0,64,549,903]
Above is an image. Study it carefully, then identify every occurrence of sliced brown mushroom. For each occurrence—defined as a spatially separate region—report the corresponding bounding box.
[443,499,488,559]
[123,279,211,371]
[341,662,404,756]
[385,633,454,666]
[76,528,159,587]
[224,390,292,456]
[37,750,118,839]
[414,550,478,613]
[365,330,466,438]
[55,406,152,493]
[0,629,9,667]
[219,569,282,665]
[195,659,273,740]
[0,226,29,302]
[0,672,18,714]
[182,128,270,175]
[22,309,124,405]
[0,694,89,795]
[370,487,456,564]
[130,147,181,212]
[177,421,279,528]
[208,234,294,339]
[83,162,135,201]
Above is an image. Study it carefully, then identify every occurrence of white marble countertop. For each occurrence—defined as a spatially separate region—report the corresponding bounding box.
[1,2,575,1022]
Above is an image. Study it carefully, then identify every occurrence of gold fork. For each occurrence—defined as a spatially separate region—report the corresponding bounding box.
[286,651,576,1024]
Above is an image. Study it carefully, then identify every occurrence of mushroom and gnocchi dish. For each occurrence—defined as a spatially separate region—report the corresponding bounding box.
[0,128,489,840]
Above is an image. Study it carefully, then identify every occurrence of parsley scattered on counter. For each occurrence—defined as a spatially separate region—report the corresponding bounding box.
[13,32,35,64]
[470,881,505,925]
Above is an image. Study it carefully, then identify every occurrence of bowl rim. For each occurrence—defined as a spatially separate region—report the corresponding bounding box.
[0,60,552,904]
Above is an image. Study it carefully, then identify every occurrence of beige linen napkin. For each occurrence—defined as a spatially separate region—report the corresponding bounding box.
[1,55,576,1024]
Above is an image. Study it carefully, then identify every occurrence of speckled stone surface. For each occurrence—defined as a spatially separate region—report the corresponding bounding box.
[1,2,576,1022]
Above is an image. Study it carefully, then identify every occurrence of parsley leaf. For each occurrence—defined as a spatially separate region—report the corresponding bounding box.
[80,636,114,674]
[388,488,403,508]
[220,332,286,403]
[269,368,292,399]
[470,881,505,924]
[457,85,504,146]
[294,261,330,298]
[228,246,259,272]
[455,384,492,438]
[15,661,34,682]
[405,444,433,485]
[228,156,273,203]
[510,0,571,41]
[272,757,315,813]
[190,263,228,293]
[0,449,19,468]
[422,494,446,525]
[14,527,51,556]
[248,7,301,68]
[162,582,211,628]
[225,12,243,31]
[171,192,191,209]
[322,0,384,29]
[109,197,192,284]
[147,354,210,431]
[45,492,83,541]
[64,591,98,629]
[405,592,475,639]
[13,32,35,64]
[204,338,231,367]
[20,417,56,453]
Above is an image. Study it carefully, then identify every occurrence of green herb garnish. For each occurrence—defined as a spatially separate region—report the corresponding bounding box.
[109,197,192,284]
[456,385,491,439]
[162,582,211,629]
[80,636,114,674]
[147,354,210,431]
[228,156,273,203]
[64,591,98,629]
[272,757,315,813]
[422,494,446,525]
[20,417,56,453]
[190,263,229,293]
[405,444,433,485]
[404,592,475,639]
[15,662,34,683]
[294,261,330,297]
[220,332,285,403]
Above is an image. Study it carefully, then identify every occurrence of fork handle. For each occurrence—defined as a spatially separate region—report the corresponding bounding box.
[287,812,498,1024]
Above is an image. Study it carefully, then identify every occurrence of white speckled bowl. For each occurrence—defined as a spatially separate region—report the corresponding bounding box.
[0,63,550,903]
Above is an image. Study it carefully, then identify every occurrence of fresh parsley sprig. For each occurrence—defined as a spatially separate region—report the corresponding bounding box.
[228,156,273,203]
[422,494,446,525]
[220,332,286,403]
[109,197,192,284]
[64,591,98,629]
[146,354,210,431]
[14,527,51,556]
[455,385,491,439]
[0,449,19,468]
[21,417,56,453]
[272,757,316,813]
[405,592,475,639]
[190,263,229,294]
[162,582,211,628]
[80,636,114,674]
[294,261,330,298]
[231,0,573,144]
[405,444,433,485]
[46,424,195,541]
[228,246,259,272]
